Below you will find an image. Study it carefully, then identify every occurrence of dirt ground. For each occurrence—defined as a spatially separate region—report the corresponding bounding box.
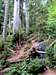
[42,69,56,75]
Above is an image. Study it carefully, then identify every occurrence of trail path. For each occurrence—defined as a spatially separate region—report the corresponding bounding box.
[42,69,56,75]
[7,36,39,62]
[6,34,49,62]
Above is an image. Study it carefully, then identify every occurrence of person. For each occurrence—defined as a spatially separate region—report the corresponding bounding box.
[31,39,45,58]
[29,47,40,59]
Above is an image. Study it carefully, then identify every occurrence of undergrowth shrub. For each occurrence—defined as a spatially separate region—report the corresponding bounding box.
[0,35,4,48]
[6,34,13,48]
[46,43,56,69]
[0,49,12,69]
[5,58,45,75]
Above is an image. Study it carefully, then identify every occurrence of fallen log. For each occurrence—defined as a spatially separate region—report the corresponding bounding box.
[27,34,37,43]
[26,33,34,40]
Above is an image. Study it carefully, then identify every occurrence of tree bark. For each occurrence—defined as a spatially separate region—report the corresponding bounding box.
[13,0,21,34]
[3,0,9,50]
[3,0,9,40]
[25,0,29,33]
[41,0,48,5]
[23,0,29,34]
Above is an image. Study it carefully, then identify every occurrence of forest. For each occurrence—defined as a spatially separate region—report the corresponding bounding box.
[0,0,56,75]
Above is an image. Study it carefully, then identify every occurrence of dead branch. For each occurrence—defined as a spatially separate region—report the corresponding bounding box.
[7,47,15,54]
[47,40,56,49]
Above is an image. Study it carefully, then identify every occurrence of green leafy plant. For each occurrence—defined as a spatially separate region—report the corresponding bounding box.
[46,0,56,38]
[5,58,45,75]
[46,43,56,68]
[0,35,4,48]
[6,34,13,48]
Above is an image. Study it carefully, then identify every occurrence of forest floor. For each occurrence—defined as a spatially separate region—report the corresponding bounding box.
[7,34,48,63]
[7,34,39,62]
[42,69,56,75]
[0,68,56,75]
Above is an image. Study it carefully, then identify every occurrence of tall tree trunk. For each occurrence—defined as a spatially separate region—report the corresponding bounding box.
[3,0,9,50]
[20,0,24,27]
[13,0,21,34]
[8,13,11,35]
[25,0,29,34]
[41,0,48,5]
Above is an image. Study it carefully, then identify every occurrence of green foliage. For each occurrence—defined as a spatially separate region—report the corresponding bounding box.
[5,58,44,75]
[6,34,13,48]
[1,0,56,74]
[9,0,14,19]
[29,0,56,39]
[2,49,12,57]
[12,27,27,46]
[19,26,26,35]
[0,0,4,34]
[0,59,5,66]
[28,58,44,74]
[0,35,4,48]
[29,0,48,38]
[46,43,56,68]
[46,0,56,38]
